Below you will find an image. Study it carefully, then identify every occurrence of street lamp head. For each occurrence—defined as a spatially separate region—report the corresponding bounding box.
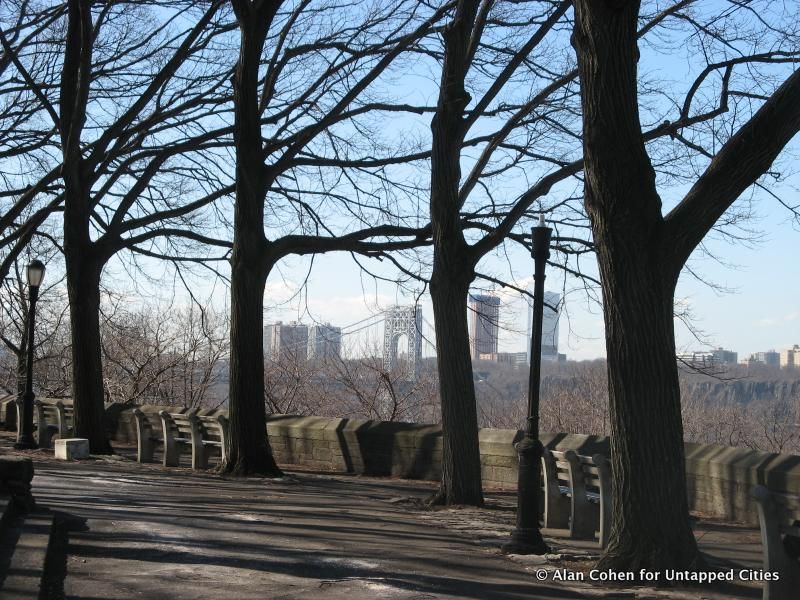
[531,215,552,260]
[26,259,45,288]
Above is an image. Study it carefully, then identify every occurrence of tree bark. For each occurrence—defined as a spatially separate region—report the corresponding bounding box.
[592,225,701,573]
[427,0,484,506]
[65,251,111,453]
[222,2,282,476]
[572,0,701,573]
[429,260,483,506]
[225,248,281,475]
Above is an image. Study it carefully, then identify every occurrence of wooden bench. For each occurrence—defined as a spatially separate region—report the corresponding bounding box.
[195,414,229,469]
[34,399,73,448]
[542,449,612,547]
[575,452,612,548]
[752,485,800,600]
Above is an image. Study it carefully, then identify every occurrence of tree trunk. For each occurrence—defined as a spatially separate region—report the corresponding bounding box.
[224,249,282,476]
[66,252,111,454]
[59,0,109,453]
[426,0,484,507]
[572,0,702,574]
[593,228,702,573]
[221,7,282,476]
[430,264,483,506]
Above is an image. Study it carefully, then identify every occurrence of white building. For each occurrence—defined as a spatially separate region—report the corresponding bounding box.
[264,322,308,363]
[527,291,561,364]
[307,324,342,362]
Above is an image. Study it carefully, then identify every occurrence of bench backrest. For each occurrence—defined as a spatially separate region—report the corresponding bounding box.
[34,399,73,447]
[0,395,16,430]
[541,449,573,530]
[546,450,574,491]
[197,415,228,444]
[544,449,612,546]
[576,454,602,496]
[160,411,198,441]
[35,400,72,426]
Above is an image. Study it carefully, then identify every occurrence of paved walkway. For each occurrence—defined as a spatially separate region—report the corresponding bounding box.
[34,458,586,600]
[1,432,767,599]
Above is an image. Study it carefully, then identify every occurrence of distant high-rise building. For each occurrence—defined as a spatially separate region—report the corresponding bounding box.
[307,324,342,362]
[496,351,529,369]
[711,347,738,365]
[749,350,780,368]
[469,295,501,360]
[264,321,308,363]
[527,291,561,364]
[678,348,738,369]
[677,351,715,369]
[780,345,800,369]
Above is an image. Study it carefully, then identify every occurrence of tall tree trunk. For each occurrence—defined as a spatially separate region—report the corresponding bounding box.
[222,5,282,476]
[572,0,702,573]
[429,262,483,506]
[59,0,109,453]
[427,0,484,507]
[225,248,281,475]
[593,227,701,573]
[66,251,111,454]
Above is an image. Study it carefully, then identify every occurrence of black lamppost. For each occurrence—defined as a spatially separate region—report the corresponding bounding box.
[502,214,551,555]
[14,259,45,450]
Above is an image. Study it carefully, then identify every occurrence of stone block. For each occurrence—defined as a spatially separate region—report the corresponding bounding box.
[312,447,332,462]
[55,438,90,460]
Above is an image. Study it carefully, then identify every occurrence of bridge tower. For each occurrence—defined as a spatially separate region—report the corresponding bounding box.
[382,304,423,380]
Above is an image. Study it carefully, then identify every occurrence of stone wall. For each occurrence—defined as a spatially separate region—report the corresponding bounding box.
[264,417,608,489]
[264,416,611,488]
[262,415,799,525]
[264,415,611,488]
[111,409,800,524]
[685,442,800,524]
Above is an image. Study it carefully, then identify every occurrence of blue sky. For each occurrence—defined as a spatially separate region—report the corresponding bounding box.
[255,174,799,362]
[97,1,799,362]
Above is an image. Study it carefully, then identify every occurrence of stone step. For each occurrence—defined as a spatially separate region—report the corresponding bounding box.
[0,510,54,599]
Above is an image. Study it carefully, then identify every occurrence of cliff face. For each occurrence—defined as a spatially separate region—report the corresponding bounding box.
[681,379,800,405]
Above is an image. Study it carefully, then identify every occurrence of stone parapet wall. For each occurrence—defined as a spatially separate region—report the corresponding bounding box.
[265,415,612,489]
[685,442,800,525]
[112,408,800,524]
[263,416,798,524]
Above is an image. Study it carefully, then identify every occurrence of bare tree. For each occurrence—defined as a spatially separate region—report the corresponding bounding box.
[327,345,440,423]
[101,299,229,408]
[571,0,800,576]
[223,0,447,475]
[263,336,439,423]
[0,245,70,404]
[0,1,239,451]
